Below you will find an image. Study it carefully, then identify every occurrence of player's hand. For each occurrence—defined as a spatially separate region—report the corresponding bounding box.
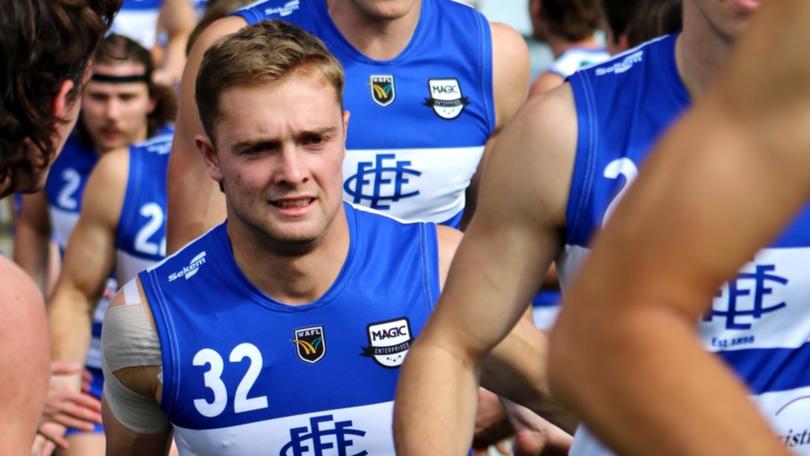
[42,362,102,431]
[501,398,572,456]
[32,421,65,456]
[473,389,514,455]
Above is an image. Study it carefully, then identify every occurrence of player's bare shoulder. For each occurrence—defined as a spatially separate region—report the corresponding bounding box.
[479,83,577,229]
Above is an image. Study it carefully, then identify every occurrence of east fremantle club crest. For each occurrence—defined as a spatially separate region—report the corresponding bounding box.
[370,74,395,107]
[362,318,413,368]
[293,326,326,364]
[424,78,469,120]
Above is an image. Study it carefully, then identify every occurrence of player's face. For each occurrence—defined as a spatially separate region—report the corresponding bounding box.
[81,62,154,155]
[345,0,420,21]
[208,72,348,248]
[691,0,760,42]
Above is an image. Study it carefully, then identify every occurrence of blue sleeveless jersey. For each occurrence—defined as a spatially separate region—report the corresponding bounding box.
[115,130,172,285]
[235,0,495,227]
[110,0,164,49]
[560,34,810,455]
[138,204,440,454]
[44,135,99,251]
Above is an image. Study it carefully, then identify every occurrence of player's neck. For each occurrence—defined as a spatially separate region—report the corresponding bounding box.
[547,34,601,59]
[228,207,351,306]
[677,7,735,99]
[327,0,421,60]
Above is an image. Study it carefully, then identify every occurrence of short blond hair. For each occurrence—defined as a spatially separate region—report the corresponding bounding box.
[196,20,344,142]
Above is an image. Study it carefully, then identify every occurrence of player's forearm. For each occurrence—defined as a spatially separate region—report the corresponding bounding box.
[481,321,577,433]
[550,304,788,456]
[394,340,480,455]
[48,287,94,365]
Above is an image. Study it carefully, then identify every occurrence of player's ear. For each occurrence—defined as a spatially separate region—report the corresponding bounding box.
[196,134,224,185]
[52,80,76,119]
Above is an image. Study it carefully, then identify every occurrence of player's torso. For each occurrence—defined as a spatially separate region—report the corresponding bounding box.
[115,130,172,284]
[44,136,100,251]
[561,35,810,455]
[109,0,164,49]
[140,205,440,455]
[236,0,495,226]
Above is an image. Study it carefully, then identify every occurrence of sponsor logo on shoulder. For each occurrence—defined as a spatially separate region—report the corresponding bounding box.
[293,326,326,363]
[167,251,206,282]
[370,74,395,107]
[595,50,643,76]
[362,318,412,367]
[424,78,469,120]
[264,0,299,17]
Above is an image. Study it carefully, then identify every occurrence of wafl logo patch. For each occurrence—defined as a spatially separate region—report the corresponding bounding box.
[424,78,469,119]
[370,75,395,107]
[362,318,412,368]
[293,326,325,364]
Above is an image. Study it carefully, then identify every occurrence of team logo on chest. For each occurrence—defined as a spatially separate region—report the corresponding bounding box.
[424,78,469,120]
[293,326,326,364]
[370,74,396,107]
[361,318,412,368]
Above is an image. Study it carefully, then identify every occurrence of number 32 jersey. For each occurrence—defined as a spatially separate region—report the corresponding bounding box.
[560,34,810,455]
[138,204,441,455]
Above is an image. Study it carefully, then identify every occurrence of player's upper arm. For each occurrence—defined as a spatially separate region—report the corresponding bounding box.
[102,278,169,452]
[490,21,530,134]
[474,84,576,241]
[168,15,246,252]
[56,149,129,298]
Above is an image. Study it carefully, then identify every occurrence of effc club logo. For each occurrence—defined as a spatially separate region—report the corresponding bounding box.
[280,414,368,456]
[424,78,469,120]
[369,75,395,107]
[293,326,326,364]
[703,264,789,330]
[362,318,412,368]
[344,154,422,210]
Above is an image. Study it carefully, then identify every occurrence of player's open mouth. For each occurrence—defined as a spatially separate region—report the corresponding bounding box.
[271,198,315,208]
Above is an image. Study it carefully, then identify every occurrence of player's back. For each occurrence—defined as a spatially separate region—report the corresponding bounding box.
[114,129,173,284]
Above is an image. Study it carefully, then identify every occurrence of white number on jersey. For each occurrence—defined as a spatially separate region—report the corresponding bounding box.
[134,202,166,256]
[57,168,82,210]
[192,343,269,418]
[601,158,639,226]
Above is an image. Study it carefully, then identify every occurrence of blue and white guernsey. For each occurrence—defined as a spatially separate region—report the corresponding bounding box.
[561,34,810,455]
[45,135,98,253]
[138,203,440,455]
[110,0,164,49]
[235,0,496,227]
[115,131,172,285]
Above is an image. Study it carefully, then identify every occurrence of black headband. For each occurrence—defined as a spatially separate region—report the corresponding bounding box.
[91,72,151,84]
